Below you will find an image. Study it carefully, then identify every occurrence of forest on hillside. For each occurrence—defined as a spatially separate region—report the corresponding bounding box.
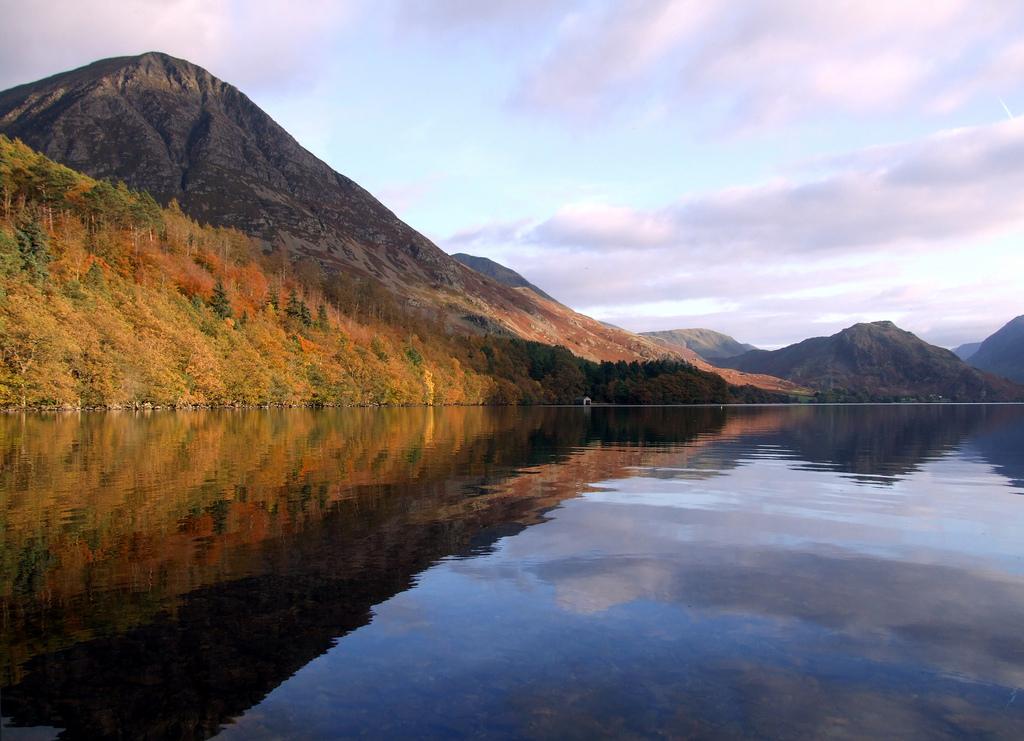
[0,136,782,408]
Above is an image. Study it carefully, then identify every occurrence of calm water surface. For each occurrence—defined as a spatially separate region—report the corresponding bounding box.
[2,405,1024,739]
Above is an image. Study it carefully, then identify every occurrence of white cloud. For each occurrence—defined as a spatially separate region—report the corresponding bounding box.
[445,219,534,250]
[510,0,1024,128]
[0,0,355,93]
[514,0,711,115]
[392,0,555,28]
[500,120,1024,256]
[535,203,677,248]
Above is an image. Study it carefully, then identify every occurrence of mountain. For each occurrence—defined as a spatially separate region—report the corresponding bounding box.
[642,328,756,362]
[1,128,802,406]
[0,52,687,366]
[968,316,1024,383]
[718,321,1024,401]
[452,253,557,303]
[0,53,805,395]
[953,342,981,361]
[0,53,429,278]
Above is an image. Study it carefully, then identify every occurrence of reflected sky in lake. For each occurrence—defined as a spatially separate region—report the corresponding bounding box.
[2,405,1024,739]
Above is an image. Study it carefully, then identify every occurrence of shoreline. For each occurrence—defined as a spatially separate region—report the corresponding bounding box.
[4,400,1023,414]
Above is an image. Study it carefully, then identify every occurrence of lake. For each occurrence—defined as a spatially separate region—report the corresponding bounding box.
[2,404,1024,739]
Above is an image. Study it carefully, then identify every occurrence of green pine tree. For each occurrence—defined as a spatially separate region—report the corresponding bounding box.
[209,279,232,319]
[84,261,106,291]
[16,219,51,283]
[286,289,303,321]
[0,229,20,277]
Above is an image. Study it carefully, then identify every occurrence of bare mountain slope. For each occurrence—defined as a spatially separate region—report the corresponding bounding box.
[452,253,557,303]
[642,328,756,362]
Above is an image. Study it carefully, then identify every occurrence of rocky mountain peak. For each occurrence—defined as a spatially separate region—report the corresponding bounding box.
[0,52,454,283]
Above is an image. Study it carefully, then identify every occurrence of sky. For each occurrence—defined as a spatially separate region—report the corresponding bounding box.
[2,0,1023,349]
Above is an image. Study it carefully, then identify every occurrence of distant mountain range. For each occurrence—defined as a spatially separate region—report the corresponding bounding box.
[641,329,756,362]
[966,316,1024,383]
[451,254,557,303]
[718,321,1022,401]
[953,342,980,360]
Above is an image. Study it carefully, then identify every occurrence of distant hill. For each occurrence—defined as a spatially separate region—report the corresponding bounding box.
[451,254,557,303]
[953,342,981,361]
[446,256,804,395]
[642,328,756,362]
[968,316,1024,383]
[718,321,1023,401]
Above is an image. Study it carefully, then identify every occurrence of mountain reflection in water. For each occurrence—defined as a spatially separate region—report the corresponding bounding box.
[2,404,1024,739]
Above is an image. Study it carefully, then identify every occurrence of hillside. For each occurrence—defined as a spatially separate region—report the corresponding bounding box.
[718,321,1024,401]
[0,52,700,368]
[954,342,981,361]
[445,254,802,394]
[0,137,787,408]
[642,328,756,361]
[968,316,1024,383]
[452,253,557,303]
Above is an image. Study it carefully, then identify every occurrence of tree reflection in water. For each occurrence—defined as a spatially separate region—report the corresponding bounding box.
[2,404,1023,739]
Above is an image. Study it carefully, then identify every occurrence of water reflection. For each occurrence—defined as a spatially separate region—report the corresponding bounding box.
[2,404,1024,739]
